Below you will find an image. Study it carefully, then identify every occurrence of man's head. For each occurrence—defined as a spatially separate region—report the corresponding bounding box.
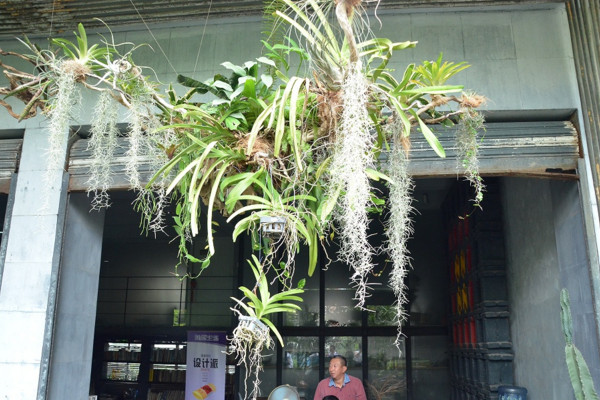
[328,355,347,382]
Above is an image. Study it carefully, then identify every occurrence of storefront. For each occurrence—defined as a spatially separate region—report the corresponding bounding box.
[1,2,599,400]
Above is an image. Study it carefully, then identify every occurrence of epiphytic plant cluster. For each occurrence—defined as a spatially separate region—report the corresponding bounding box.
[0,1,486,397]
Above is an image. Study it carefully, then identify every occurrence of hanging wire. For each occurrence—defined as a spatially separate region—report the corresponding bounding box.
[193,0,214,75]
[128,0,178,75]
[48,0,57,43]
[178,278,184,325]
[257,163,275,267]
[258,222,264,264]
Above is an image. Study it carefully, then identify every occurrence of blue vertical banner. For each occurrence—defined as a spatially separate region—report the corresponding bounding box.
[186,331,227,400]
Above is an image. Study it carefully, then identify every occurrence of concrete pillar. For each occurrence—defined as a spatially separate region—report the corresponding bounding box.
[550,180,600,385]
[46,193,105,400]
[0,124,68,400]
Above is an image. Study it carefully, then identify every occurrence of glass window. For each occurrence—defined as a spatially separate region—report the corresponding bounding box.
[324,250,362,327]
[284,249,320,327]
[367,337,406,400]
[283,336,320,400]
[260,347,277,398]
[408,211,448,326]
[411,336,449,399]
[365,256,396,328]
[240,343,277,399]
[324,336,362,379]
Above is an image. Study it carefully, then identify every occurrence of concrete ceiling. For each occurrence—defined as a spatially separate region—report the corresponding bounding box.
[0,0,562,39]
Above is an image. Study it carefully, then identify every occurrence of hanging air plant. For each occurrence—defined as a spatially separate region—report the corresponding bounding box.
[43,63,79,200]
[46,25,113,200]
[384,127,415,347]
[327,64,377,308]
[456,94,487,207]
[87,90,119,209]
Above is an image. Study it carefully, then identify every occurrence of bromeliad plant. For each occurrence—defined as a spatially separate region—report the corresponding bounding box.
[1,0,487,394]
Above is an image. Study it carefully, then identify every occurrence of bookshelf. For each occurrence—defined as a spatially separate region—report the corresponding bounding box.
[94,337,235,400]
[149,342,187,384]
[102,342,142,382]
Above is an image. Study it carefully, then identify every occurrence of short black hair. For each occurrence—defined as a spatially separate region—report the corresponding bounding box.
[323,396,339,400]
[330,355,347,367]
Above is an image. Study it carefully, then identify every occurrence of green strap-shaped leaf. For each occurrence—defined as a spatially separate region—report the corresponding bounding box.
[306,0,338,50]
[226,204,268,224]
[274,11,316,47]
[261,305,302,316]
[280,194,317,204]
[222,169,265,213]
[234,194,273,206]
[274,77,302,157]
[308,229,319,277]
[278,0,329,52]
[231,296,257,318]
[52,38,77,59]
[166,141,218,195]
[288,77,308,171]
[386,96,411,138]
[267,289,304,304]
[315,156,332,180]
[238,286,263,316]
[396,85,464,96]
[318,185,341,223]
[77,23,88,58]
[246,88,280,156]
[147,142,195,187]
[206,163,230,255]
[190,159,223,236]
[366,168,393,183]
[262,318,284,346]
[417,116,446,158]
[230,212,262,241]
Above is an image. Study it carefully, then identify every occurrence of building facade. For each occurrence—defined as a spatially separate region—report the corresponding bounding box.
[0,1,599,399]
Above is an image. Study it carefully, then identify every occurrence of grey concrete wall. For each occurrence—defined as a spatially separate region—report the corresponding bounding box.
[502,177,571,399]
[377,5,577,112]
[46,193,105,400]
[0,4,578,132]
[502,177,600,400]
[550,180,600,384]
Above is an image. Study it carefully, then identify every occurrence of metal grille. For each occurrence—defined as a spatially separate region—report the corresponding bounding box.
[566,1,600,200]
[0,0,561,39]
